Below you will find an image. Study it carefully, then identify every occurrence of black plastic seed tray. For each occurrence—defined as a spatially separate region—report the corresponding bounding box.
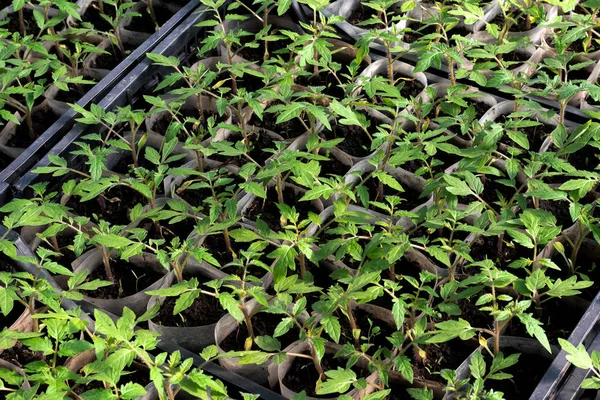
[13,1,208,196]
[0,0,201,198]
[530,290,600,400]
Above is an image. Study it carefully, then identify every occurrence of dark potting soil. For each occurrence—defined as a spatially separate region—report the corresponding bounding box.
[570,28,600,53]
[5,8,50,37]
[469,234,529,268]
[93,52,121,70]
[295,72,348,100]
[348,5,385,29]
[66,185,148,225]
[177,177,242,210]
[282,353,365,398]
[54,84,91,104]
[202,233,273,278]
[319,154,351,178]
[220,311,297,352]
[46,233,79,270]
[81,4,117,33]
[0,0,12,9]
[489,11,535,33]
[338,307,395,354]
[249,102,307,139]
[10,107,57,148]
[211,130,278,167]
[321,114,379,157]
[151,108,216,142]
[244,186,316,232]
[236,37,292,64]
[566,144,600,172]
[525,198,572,228]
[123,6,172,34]
[156,291,225,328]
[482,348,552,398]
[507,297,585,344]
[359,175,425,212]
[500,49,530,63]
[84,258,164,300]
[498,115,551,154]
[411,339,476,383]
[399,79,425,100]
[73,361,151,395]
[137,218,196,242]
[0,343,43,368]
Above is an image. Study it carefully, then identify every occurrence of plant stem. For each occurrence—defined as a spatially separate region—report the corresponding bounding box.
[101,246,114,282]
[147,0,158,31]
[308,339,325,380]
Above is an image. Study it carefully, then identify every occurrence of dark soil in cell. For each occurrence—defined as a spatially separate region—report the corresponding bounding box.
[54,84,91,104]
[507,297,585,343]
[46,233,80,270]
[282,352,365,397]
[156,108,223,140]
[220,311,296,352]
[236,36,292,63]
[338,307,394,353]
[110,152,157,175]
[569,28,600,53]
[10,107,57,148]
[469,234,529,267]
[211,130,279,167]
[138,218,195,242]
[93,52,121,70]
[526,198,572,228]
[6,8,49,37]
[489,11,535,33]
[66,185,147,225]
[348,5,385,29]
[411,339,476,383]
[202,233,273,278]
[73,361,151,395]
[319,154,351,177]
[482,347,553,398]
[81,4,116,33]
[84,258,164,299]
[321,114,378,157]
[498,115,552,154]
[399,79,425,99]
[177,177,242,211]
[0,343,43,368]
[296,72,348,100]
[155,285,225,328]
[565,144,600,172]
[359,175,425,211]
[434,297,494,330]
[501,50,530,63]
[0,0,12,9]
[249,102,307,139]
[244,186,316,232]
[123,6,172,33]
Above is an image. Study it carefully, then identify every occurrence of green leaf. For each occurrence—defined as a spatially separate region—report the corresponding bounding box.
[316,368,356,395]
[469,351,486,380]
[254,335,281,352]
[277,0,292,15]
[321,315,341,343]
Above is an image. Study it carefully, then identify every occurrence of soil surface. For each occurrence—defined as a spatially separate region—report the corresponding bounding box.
[0,342,42,368]
[282,352,364,397]
[348,5,385,29]
[244,186,316,232]
[85,258,164,299]
[66,185,148,225]
[81,4,117,33]
[10,107,57,148]
[220,311,296,352]
[201,233,273,278]
[483,347,552,398]
[321,114,378,157]
[411,339,476,383]
[54,84,92,104]
[156,290,224,328]
[249,101,307,139]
